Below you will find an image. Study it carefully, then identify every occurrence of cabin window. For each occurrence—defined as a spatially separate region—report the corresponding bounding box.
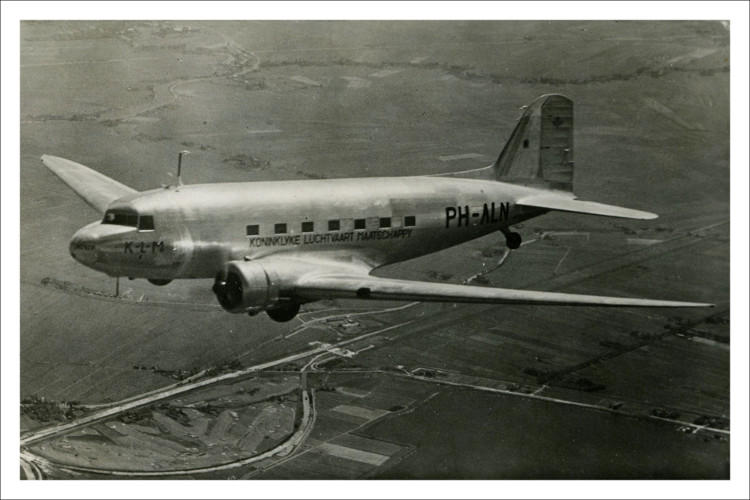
[404,216,416,227]
[246,224,259,236]
[102,210,138,227]
[354,218,366,230]
[328,219,340,231]
[274,223,287,234]
[302,221,314,233]
[379,217,391,228]
[138,215,155,231]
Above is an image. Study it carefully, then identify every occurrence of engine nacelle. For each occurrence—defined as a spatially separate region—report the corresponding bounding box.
[212,260,280,314]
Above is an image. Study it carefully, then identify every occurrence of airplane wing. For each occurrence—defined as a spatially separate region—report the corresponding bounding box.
[293,272,711,308]
[518,193,658,220]
[41,155,137,213]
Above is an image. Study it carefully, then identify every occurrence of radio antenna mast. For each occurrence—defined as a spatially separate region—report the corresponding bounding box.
[176,150,190,188]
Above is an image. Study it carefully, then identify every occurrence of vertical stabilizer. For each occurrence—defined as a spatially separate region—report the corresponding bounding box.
[494,94,574,192]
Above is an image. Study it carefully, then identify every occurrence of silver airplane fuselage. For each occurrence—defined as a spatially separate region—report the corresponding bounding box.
[69,176,546,280]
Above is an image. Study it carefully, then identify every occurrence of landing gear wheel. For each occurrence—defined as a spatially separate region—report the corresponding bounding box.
[505,231,522,249]
[148,278,172,286]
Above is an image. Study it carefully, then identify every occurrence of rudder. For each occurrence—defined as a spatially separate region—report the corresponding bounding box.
[494,94,574,192]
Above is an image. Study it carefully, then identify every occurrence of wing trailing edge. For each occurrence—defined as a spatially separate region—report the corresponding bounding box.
[41,155,137,213]
[294,275,711,308]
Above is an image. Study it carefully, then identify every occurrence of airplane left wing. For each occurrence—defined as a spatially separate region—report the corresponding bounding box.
[41,155,137,213]
[517,193,658,220]
[293,273,712,308]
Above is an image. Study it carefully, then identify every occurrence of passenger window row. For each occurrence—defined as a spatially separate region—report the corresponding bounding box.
[246,216,416,236]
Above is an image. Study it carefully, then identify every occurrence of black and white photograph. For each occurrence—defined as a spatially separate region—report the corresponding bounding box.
[2,2,748,498]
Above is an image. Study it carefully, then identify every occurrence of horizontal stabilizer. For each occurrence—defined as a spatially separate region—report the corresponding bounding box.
[41,155,137,213]
[518,194,658,220]
[294,275,711,308]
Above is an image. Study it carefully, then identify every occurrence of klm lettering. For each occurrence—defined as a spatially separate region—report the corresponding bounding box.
[124,241,166,253]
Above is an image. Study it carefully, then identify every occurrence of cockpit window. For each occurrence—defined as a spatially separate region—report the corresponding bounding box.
[103,210,138,227]
[102,210,154,230]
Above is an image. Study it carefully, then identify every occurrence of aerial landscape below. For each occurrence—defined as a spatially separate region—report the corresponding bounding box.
[19,20,729,479]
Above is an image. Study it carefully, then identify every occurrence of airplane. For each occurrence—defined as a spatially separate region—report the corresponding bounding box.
[41,94,711,323]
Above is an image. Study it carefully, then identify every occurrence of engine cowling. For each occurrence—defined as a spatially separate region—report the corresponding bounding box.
[212,260,280,314]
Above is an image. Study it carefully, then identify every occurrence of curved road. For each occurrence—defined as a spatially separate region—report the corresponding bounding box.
[21,320,411,478]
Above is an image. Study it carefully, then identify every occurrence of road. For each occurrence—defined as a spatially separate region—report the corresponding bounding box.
[399,370,730,436]
[28,390,313,478]
[20,320,412,478]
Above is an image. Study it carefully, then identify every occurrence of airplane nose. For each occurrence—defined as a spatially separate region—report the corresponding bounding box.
[69,227,98,265]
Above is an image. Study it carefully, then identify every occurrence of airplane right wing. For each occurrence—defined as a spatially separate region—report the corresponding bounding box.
[41,155,138,213]
[293,273,712,308]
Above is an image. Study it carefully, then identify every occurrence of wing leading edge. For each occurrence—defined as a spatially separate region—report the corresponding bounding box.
[294,274,712,308]
[41,155,137,213]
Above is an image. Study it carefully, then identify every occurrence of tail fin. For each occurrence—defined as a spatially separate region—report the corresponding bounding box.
[494,94,574,192]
